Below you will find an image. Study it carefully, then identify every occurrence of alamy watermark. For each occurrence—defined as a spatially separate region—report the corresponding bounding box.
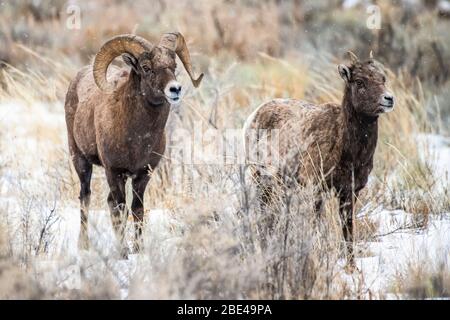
[66,4,81,30]
[167,122,281,168]
[366,5,382,30]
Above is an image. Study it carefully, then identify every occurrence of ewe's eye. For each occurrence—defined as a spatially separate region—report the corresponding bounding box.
[142,65,151,73]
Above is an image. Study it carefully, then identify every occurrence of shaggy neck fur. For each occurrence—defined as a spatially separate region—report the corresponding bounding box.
[337,87,379,194]
[122,71,171,134]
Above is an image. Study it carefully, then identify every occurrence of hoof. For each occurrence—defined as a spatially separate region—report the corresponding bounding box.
[132,241,143,254]
[344,258,359,274]
[119,246,130,260]
[78,235,90,251]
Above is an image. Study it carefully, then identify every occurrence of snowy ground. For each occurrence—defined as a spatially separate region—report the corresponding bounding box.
[354,209,450,298]
[0,101,449,299]
[351,134,450,297]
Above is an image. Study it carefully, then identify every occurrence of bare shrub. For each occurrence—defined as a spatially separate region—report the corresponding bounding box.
[126,165,349,299]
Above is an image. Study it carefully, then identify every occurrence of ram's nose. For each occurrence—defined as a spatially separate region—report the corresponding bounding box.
[166,81,182,95]
[169,83,182,95]
[164,81,183,103]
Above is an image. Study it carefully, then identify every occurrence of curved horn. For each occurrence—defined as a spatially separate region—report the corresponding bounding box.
[347,51,359,64]
[93,34,153,92]
[159,32,204,88]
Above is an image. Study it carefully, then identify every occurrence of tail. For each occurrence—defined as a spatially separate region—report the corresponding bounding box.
[242,102,264,163]
[64,67,87,155]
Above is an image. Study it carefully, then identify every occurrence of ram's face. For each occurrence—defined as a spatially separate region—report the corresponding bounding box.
[136,48,182,106]
[96,33,203,100]
[339,59,395,116]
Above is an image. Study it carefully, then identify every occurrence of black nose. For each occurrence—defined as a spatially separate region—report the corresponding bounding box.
[382,93,394,106]
[169,85,182,94]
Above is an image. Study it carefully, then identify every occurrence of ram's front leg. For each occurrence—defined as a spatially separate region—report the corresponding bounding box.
[131,172,150,253]
[106,169,129,259]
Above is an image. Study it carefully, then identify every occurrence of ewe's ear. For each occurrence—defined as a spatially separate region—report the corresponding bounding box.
[122,53,140,73]
[338,64,351,83]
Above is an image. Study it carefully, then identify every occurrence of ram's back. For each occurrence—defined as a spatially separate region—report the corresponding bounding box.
[64,65,129,165]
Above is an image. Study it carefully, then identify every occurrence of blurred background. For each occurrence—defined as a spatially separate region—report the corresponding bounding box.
[1,0,450,122]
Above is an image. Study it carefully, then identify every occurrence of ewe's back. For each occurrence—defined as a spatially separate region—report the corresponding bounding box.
[243,98,345,184]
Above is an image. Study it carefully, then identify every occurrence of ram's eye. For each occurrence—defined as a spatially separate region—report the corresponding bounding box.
[355,79,365,88]
[142,65,151,73]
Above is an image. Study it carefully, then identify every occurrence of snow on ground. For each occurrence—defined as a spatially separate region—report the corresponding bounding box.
[417,133,450,186]
[353,133,450,297]
[1,101,449,298]
[355,209,450,297]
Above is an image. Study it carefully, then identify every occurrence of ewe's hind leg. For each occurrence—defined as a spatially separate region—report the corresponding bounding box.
[105,169,128,259]
[254,170,278,245]
[131,172,150,253]
[72,154,93,250]
[254,169,277,208]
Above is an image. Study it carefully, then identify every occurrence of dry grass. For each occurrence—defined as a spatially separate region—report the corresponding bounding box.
[392,258,450,299]
[0,0,449,299]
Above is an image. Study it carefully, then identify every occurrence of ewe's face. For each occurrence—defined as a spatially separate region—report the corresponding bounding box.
[124,48,182,106]
[338,59,394,116]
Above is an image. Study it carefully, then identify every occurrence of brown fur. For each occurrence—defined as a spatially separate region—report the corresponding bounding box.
[244,57,394,263]
[65,44,184,258]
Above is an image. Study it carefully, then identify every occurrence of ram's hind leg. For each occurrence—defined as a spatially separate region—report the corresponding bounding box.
[131,172,150,253]
[105,169,128,259]
[72,154,93,251]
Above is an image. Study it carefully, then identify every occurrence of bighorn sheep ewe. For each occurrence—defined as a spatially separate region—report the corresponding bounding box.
[64,33,203,257]
[243,52,394,262]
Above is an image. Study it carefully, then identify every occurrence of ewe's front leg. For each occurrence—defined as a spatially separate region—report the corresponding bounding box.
[131,172,150,253]
[339,194,355,268]
[106,169,129,259]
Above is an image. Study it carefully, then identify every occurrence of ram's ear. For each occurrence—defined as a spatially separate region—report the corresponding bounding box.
[122,53,140,74]
[338,64,351,83]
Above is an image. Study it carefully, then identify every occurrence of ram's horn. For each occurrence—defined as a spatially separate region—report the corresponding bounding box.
[159,32,204,88]
[93,34,153,92]
[347,51,359,64]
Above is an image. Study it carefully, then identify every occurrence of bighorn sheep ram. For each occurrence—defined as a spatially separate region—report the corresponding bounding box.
[243,52,394,262]
[64,33,203,257]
